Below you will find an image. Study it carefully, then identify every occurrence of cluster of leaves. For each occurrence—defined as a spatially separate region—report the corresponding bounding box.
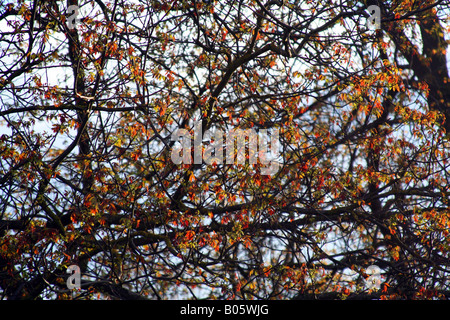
[0,0,450,300]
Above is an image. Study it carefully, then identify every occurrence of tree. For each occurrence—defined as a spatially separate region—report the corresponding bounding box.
[0,0,449,300]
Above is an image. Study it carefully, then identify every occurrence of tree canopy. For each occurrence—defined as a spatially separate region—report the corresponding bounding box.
[1,0,450,300]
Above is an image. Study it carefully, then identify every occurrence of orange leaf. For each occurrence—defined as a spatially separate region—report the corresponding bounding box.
[185,230,195,241]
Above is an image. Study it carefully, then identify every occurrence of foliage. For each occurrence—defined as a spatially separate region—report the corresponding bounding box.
[0,0,450,300]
